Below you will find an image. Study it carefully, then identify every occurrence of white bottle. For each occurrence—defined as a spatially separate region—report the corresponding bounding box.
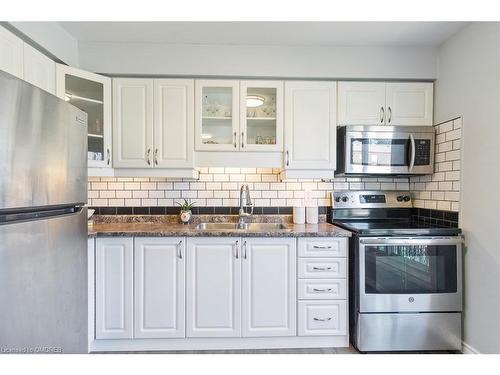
[306,206,319,224]
[293,206,306,224]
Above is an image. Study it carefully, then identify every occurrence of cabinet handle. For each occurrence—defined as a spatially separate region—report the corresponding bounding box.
[313,288,333,292]
[380,107,385,124]
[313,317,332,322]
[312,266,332,271]
[154,148,158,166]
[233,132,237,148]
[177,240,183,259]
[243,241,247,259]
[106,148,111,166]
[388,106,392,124]
[286,150,290,166]
[235,240,239,259]
[312,245,333,249]
[241,132,244,148]
[146,148,151,165]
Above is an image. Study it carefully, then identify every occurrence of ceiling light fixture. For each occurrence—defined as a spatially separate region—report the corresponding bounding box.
[246,95,265,108]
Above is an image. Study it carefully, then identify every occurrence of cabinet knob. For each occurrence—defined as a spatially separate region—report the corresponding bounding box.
[106,148,111,166]
[380,107,385,124]
[146,148,151,165]
[387,106,392,124]
[154,148,158,166]
[286,150,290,166]
[233,132,237,148]
[235,240,239,259]
[241,132,245,148]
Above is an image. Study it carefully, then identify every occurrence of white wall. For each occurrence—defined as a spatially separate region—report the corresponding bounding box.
[8,22,79,67]
[78,42,437,79]
[435,22,500,354]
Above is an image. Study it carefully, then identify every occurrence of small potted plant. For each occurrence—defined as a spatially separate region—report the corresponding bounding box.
[178,199,195,224]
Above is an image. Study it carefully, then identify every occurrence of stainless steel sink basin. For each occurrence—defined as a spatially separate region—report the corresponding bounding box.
[195,222,289,231]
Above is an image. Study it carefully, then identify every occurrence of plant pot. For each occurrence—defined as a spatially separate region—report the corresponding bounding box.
[180,210,192,224]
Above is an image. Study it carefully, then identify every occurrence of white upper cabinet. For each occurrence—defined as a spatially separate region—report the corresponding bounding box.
[240,80,284,152]
[95,238,134,340]
[0,26,23,79]
[23,43,55,94]
[186,237,241,337]
[113,78,154,168]
[195,80,240,151]
[385,82,433,126]
[56,64,112,171]
[134,237,185,339]
[337,82,386,125]
[241,238,296,337]
[154,79,195,168]
[338,81,433,126]
[284,81,337,171]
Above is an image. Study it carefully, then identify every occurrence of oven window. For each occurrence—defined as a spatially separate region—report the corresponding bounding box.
[364,245,457,294]
[351,138,409,166]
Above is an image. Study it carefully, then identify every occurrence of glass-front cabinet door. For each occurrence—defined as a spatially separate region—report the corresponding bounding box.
[240,81,283,152]
[56,64,112,171]
[195,80,239,151]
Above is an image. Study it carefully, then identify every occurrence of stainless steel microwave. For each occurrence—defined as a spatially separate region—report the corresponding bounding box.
[336,125,435,176]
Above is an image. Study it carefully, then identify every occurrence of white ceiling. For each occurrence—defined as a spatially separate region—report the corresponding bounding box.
[59,22,468,47]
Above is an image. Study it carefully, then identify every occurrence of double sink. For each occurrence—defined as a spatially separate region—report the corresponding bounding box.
[195,222,290,232]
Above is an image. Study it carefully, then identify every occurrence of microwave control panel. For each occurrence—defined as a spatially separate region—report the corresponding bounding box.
[414,139,431,165]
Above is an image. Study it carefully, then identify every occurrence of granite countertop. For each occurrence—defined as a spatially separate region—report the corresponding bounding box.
[88,214,351,238]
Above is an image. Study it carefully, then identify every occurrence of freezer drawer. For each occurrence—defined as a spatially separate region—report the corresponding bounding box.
[0,208,88,353]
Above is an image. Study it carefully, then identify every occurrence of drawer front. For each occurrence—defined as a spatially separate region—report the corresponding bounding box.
[298,238,347,258]
[298,258,347,279]
[298,279,347,300]
[298,300,347,336]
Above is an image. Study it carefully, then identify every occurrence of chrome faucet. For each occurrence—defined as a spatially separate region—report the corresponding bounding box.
[238,184,253,226]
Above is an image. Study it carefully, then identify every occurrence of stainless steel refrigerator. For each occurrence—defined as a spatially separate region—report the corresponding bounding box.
[0,71,88,353]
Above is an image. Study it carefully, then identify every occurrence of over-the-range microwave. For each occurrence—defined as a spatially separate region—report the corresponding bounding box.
[335,125,435,176]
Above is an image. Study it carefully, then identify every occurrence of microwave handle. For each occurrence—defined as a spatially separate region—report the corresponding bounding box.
[409,134,416,172]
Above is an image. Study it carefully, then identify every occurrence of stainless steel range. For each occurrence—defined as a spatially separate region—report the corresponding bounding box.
[329,191,463,352]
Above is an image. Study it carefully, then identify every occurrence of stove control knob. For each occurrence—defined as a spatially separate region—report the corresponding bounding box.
[334,196,341,203]
[397,195,403,202]
[403,195,411,202]
[341,196,349,203]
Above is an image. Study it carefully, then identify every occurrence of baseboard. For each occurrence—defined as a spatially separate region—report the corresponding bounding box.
[462,341,480,354]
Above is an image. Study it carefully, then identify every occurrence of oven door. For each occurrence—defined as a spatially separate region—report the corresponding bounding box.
[358,237,463,313]
[345,127,434,175]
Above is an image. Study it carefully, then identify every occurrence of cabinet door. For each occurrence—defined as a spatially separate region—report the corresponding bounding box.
[0,26,23,78]
[386,82,433,126]
[153,79,195,168]
[95,238,133,339]
[134,237,185,338]
[23,43,55,94]
[284,81,337,170]
[241,238,296,337]
[195,80,239,151]
[186,237,241,337]
[337,81,386,125]
[56,64,112,169]
[113,78,154,168]
[240,80,284,152]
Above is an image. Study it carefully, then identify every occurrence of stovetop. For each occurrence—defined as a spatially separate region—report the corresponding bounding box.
[329,191,462,237]
[330,219,462,237]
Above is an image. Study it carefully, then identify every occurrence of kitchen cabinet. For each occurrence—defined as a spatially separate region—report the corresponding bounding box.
[186,237,241,337]
[23,43,55,94]
[195,79,284,152]
[95,238,134,339]
[56,64,112,174]
[153,79,195,168]
[0,26,23,79]
[134,237,185,338]
[298,300,347,336]
[338,81,433,126]
[282,81,337,176]
[113,78,154,168]
[241,238,296,337]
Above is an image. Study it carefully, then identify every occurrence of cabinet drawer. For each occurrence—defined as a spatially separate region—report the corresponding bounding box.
[298,238,347,258]
[298,279,347,300]
[298,258,347,279]
[298,300,347,336]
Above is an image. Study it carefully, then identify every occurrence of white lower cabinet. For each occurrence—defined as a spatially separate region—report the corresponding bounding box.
[134,237,185,338]
[95,238,134,339]
[242,238,296,337]
[186,237,241,337]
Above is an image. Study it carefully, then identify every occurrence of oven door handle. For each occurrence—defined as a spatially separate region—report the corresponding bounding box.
[360,236,464,245]
[409,133,416,172]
